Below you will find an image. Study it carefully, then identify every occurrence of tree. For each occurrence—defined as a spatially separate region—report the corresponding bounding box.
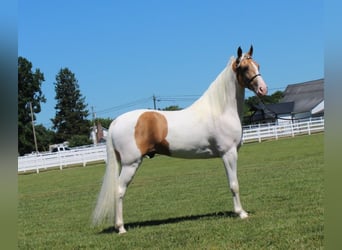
[52,68,90,145]
[68,134,92,147]
[18,57,46,155]
[95,117,113,129]
[35,125,55,152]
[243,91,284,117]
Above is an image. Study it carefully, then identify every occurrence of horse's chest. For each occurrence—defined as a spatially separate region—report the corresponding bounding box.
[211,116,242,147]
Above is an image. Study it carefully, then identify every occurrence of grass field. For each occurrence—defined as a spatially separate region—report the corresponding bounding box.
[18,133,323,249]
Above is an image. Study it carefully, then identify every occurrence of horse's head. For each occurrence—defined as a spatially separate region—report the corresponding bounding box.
[233,46,268,97]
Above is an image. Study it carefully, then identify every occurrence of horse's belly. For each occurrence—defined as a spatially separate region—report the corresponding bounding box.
[169,146,219,159]
[166,134,220,159]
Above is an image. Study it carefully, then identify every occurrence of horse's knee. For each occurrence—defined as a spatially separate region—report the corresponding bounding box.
[118,164,140,198]
[117,185,127,199]
[230,181,239,194]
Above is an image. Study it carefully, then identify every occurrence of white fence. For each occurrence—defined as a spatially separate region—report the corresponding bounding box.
[18,145,106,173]
[242,117,324,143]
[18,117,324,173]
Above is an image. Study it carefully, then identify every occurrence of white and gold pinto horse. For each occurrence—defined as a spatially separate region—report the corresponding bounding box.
[93,46,268,233]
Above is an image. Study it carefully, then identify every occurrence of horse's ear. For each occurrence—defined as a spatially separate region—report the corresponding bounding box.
[237,46,242,59]
[248,45,253,57]
[235,46,243,66]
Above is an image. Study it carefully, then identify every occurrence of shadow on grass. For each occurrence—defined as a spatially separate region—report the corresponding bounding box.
[100,210,249,234]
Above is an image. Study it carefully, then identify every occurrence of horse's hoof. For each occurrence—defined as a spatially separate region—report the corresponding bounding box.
[239,211,248,219]
[118,228,127,234]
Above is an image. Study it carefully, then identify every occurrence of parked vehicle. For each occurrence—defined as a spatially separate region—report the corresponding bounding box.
[51,146,70,153]
[49,143,70,153]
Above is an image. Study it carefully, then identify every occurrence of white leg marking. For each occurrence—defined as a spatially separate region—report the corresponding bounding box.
[222,147,248,219]
[115,160,141,234]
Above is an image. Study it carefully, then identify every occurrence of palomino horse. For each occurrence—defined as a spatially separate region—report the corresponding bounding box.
[93,46,268,234]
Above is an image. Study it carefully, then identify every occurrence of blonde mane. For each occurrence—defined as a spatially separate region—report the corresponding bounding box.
[189,56,244,118]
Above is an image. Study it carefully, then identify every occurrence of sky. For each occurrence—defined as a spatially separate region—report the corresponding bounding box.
[18,0,324,128]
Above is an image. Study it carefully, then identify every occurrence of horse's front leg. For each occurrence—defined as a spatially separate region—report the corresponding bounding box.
[222,147,248,219]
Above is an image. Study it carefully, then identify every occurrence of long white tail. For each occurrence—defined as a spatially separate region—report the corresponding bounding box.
[92,128,119,226]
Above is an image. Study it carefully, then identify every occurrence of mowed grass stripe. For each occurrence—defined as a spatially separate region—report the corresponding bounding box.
[18,133,323,249]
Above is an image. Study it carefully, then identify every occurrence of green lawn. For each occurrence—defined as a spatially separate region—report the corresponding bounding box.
[18,133,324,249]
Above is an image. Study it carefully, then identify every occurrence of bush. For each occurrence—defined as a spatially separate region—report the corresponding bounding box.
[68,134,92,147]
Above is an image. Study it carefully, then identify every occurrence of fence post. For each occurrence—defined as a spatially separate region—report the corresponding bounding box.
[307,122,311,135]
[82,151,86,167]
[35,156,40,174]
[58,153,63,170]
[258,123,261,143]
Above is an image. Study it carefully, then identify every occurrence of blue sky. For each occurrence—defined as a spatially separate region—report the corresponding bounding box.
[18,0,323,128]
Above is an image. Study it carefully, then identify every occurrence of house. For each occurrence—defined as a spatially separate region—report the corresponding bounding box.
[90,122,108,144]
[281,78,324,119]
[249,102,294,124]
[249,78,324,124]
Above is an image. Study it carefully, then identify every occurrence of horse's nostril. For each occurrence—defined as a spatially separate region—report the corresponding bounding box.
[258,85,267,95]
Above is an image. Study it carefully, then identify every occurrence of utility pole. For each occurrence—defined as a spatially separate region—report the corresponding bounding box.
[91,106,97,145]
[153,95,157,110]
[29,102,39,153]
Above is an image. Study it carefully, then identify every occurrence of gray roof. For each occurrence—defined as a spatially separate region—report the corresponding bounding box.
[280,79,324,113]
[265,102,294,115]
[250,102,294,122]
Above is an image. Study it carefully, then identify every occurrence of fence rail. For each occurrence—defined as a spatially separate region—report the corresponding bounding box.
[242,117,324,143]
[18,145,107,173]
[18,117,324,173]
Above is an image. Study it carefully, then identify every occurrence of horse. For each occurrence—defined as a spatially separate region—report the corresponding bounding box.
[92,46,268,234]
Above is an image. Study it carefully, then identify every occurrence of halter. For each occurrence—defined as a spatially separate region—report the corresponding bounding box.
[236,55,261,89]
[247,73,261,84]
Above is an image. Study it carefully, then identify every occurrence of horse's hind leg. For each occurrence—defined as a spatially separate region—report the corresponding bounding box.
[222,147,248,219]
[115,159,142,234]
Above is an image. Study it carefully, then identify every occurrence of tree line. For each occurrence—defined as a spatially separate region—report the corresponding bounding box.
[18,56,283,156]
[18,57,94,155]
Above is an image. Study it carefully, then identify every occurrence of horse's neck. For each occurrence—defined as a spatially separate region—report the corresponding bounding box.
[235,84,245,122]
[189,63,245,123]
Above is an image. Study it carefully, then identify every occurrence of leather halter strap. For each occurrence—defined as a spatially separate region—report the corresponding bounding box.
[247,73,261,84]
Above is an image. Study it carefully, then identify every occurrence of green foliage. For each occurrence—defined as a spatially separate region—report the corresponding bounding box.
[18,57,46,155]
[68,134,92,147]
[34,125,55,152]
[51,68,89,143]
[18,134,323,249]
[243,90,284,123]
[266,90,284,102]
[95,117,113,129]
[162,105,183,111]
[244,91,284,114]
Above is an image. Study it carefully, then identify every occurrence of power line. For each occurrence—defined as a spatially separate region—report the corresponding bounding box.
[92,88,288,118]
[95,95,201,116]
[157,95,200,102]
[93,95,199,118]
[96,96,153,115]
